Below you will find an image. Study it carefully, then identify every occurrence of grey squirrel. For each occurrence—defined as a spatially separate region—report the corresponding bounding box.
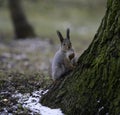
[51,28,77,81]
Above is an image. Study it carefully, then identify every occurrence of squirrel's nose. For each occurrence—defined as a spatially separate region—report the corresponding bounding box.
[68,46,71,49]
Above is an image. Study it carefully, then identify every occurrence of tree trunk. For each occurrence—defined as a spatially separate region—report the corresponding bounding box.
[8,0,36,39]
[41,0,120,114]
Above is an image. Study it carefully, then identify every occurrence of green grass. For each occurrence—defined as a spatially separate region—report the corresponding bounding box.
[0,0,105,41]
[26,3,104,39]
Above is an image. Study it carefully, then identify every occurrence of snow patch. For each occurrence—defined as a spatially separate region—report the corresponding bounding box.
[13,90,64,115]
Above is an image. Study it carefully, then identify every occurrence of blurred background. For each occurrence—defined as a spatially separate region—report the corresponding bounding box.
[0,0,106,74]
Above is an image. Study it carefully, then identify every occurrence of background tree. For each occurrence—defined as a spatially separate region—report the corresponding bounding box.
[8,0,36,39]
[41,0,120,114]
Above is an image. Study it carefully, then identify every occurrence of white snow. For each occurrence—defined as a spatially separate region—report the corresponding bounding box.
[98,106,104,112]
[13,90,64,115]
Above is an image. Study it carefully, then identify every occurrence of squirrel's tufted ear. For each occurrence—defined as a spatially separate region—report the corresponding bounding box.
[66,28,70,39]
[57,31,64,43]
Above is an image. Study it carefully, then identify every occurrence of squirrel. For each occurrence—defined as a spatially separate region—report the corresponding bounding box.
[51,28,77,81]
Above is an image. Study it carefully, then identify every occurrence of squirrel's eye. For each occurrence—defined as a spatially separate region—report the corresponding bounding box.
[63,43,65,46]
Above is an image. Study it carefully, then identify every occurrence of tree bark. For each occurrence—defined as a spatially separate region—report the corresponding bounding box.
[41,0,120,114]
[8,0,36,39]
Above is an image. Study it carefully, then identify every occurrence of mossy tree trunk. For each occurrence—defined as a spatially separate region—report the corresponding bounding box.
[8,0,36,39]
[41,0,120,114]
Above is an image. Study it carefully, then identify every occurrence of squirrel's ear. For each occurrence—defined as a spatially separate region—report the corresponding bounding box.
[57,31,64,43]
[66,28,70,39]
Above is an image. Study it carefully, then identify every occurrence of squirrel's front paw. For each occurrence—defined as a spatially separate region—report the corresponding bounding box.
[69,53,75,60]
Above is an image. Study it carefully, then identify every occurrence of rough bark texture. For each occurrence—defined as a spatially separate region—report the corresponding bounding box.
[8,0,36,39]
[41,0,120,115]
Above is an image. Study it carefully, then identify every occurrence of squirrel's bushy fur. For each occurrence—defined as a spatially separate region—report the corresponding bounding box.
[51,29,76,81]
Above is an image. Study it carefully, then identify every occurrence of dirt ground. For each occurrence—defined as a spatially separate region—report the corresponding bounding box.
[0,38,55,114]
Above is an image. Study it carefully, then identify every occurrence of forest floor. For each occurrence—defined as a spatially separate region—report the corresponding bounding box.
[0,38,63,114]
[0,37,86,114]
